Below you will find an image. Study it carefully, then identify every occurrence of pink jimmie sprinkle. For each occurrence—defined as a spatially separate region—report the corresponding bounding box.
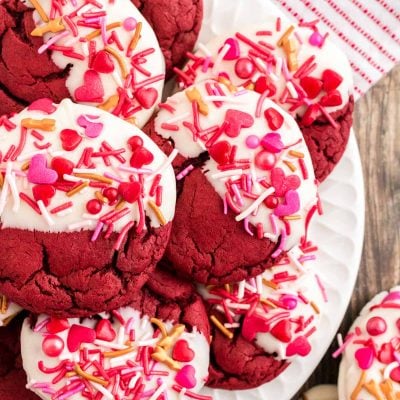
[243,218,254,236]
[34,317,50,332]
[91,221,104,242]
[315,274,328,302]
[272,228,287,258]
[223,195,228,215]
[57,382,85,400]
[176,165,194,181]
[38,31,69,54]
[269,213,278,235]
[332,332,355,358]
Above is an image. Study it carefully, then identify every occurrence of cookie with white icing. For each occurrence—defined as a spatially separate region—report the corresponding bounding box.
[0,296,23,328]
[0,98,176,317]
[177,16,354,182]
[21,266,211,400]
[199,244,327,389]
[149,80,319,284]
[0,0,165,128]
[337,287,400,400]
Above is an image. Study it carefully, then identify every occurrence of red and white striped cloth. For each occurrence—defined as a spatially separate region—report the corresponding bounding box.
[270,0,400,99]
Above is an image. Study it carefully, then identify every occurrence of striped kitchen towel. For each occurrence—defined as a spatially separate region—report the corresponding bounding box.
[270,0,400,98]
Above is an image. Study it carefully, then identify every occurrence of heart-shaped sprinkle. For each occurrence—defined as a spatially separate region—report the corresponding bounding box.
[261,133,284,153]
[242,314,270,341]
[209,141,231,164]
[46,317,70,334]
[28,98,56,114]
[355,347,374,370]
[274,190,300,217]
[60,129,82,151]
[77,115,103,139]
[92,50,115,74]
[322,69,343,92]
[366,316,387,336]
[95,319,116,342]
[42,335,64,357]
[27,154,58,185]
[136,87,158,109]
[118,181,142,203]
[383,291,400,302]
[299,76,323,99]
[254,76,277,96]
[320,90,342,107]
[222,38,240,60]
[224,109,254,138]
[172,340,195,362]
[74,70,104,103]
[301,104,321,126]
[390,367,400,383]
[67,324,96,352]
[286,336,311,357]
[128,136,144,151]
[255,150,276,170]
[130,147,154,168]
[270,320,292,343]
[32,184,56,207]
[51,157,75,180]
[174,365,197,389]
[271,168,301,197]
[264,108,284,130]
[378,342,394,364]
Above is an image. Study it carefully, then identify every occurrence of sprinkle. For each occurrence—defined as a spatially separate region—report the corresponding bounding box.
[176,165,194,181]
[21,118,56,131]
[283,215,301,221]
[68,220,94,230]
[332,332,355,358]
[37,200,55,226]
[161,123,179,131]
[212,43,230,74]
[210,315,233,339]
[113,221,135,251]
[128,22,142,52]
[283,160,296,172]
[50,202,73,214]
[66,181,89,197]
[211,169,243,179]
[262,278,278,290]
[104,346,136,358]
[235,188,275,221]
[203,95,246,104]
[74,364,108,387]
[149,149,179,179]
[148,200,167,225]
[6,170,20,212]
[85,22,122,40]
[104,46,128,78]
[29,0,49,22]
[185,87,209,116]
[298,158,308,179]
[277,25,295,47]
[74,173,113,184]
[148,383,167,400]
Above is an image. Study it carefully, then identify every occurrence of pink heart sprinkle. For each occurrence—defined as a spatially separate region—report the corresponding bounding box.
[274,190,300,217]
[74,70,104,103]
[355,347,374,370]
[224,109,254,138]
[286,336,311,357]
[27,154,58,185]
[175,365,197,389]
[77,115,103,138]
[222,38,240,60]
[261,133,284,153]
[28,98,56,114]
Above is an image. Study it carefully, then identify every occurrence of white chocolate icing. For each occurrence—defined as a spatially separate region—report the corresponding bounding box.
[184,16,353,117]
[21,307,210,400]
[199,245,326,361]
[338,286,400,400]
[25,0,165,128]
[155,81,318,250]
[0,296,23,327]
[0,99,176,234]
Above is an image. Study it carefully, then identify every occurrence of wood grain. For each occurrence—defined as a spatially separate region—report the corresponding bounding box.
[296,66,400,397]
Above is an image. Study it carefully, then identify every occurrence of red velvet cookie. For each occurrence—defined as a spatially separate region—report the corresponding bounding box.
[0,0,165,128]
[20,265,211,400]
[0,99,176,318]
[176,16,354,182]
[132,0,203,77]
[200,245,327,389]
[150,81,319,285]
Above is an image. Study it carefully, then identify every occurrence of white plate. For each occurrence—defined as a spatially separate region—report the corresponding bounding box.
[197,1,366,399]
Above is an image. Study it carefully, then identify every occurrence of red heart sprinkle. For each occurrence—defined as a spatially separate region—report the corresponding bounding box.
[135,87,158,109]
[390,367,400,383]
[264,107,284,130]
[118,181,142,203]
[27,154,58,185]
[322,69,343,92]
[92,50,115,74]
[271,168,301,197]
[270,320,292,343]
[95,319,116,342]
[130,147,154,168]
[172,340,195,362]
[67,324,96,352]
[222,38,240,60]
[128,136,144,151]
[299,76,323,99]
[286,336,311,357]
[378,342,395,364]
[74,70,104,103]
[254,76,277,96]
[46,317,70,334]
[242,314,270,341]
[175,365,197,389]
[32,184,56,207]
[209,141,231,165]
[60,129,82,151]
[301,104,321,126]
[320,90,343,107]
[28,98,56,114]
[355,347,374,370]
[51,157,75,181]
[224,109,254,138]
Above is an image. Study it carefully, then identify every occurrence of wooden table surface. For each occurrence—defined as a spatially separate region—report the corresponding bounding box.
[297,66,400,397]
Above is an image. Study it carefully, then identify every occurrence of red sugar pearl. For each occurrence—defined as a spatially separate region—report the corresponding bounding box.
[366,316,387,336]
[86,199,102,215]
[103,187,118,202]
[255,151,276,170]
[128,136,144,151]
[234,58,255,79]
[42,335,64,357]
[264,195,279,209]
